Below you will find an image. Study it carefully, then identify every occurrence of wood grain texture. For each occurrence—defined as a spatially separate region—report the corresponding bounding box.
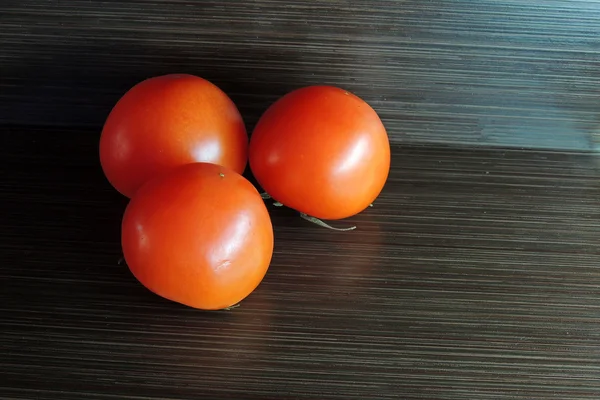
[3,1,600,150]
[2,126,600,399]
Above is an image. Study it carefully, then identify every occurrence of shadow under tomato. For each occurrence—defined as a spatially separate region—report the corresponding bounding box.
[262,205,385,300]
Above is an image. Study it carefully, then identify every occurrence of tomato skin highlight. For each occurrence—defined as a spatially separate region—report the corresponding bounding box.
[121,162,273,310]
[249,85,390,220]
[100,74,248,198]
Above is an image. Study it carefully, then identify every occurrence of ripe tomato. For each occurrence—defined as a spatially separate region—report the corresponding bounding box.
[249,86,390,220]
[99,74,248,198]
[121,162,273,310]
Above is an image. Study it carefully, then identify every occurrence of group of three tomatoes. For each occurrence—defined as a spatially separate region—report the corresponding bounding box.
[99,73,391,311]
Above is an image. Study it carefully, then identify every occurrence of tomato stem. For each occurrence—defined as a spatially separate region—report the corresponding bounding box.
[223,304,240,311]
[260,192,282,207]
[299,213,357,231]
[261,191,357,230]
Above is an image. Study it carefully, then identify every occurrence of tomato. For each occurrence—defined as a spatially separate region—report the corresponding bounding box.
[121,162,273,310]
[248,85,390,220]
[99,74,248,198]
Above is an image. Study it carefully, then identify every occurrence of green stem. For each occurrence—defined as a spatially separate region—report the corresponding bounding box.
[260,192,282,207]
[299,213,357,231]
[261,191,357,231]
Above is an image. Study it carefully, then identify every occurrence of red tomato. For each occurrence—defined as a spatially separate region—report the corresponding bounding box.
[99,74,248,198]
[249,86,390,220]
[121,162,273,310]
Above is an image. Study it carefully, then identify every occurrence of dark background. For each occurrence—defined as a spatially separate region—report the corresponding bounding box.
[2,1,600,399]
[3,0,600,149]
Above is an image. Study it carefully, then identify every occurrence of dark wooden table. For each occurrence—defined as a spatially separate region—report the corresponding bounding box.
[3,1,600,398]
[2,127,600,399]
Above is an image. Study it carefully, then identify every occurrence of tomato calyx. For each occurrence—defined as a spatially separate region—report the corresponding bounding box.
[261,192,282,206]
[260,192,357,231]
[299,213,357,232]
[222,304,240,311]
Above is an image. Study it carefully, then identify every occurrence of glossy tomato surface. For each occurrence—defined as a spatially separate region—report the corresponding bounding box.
[121,162,273,310]
[100,74,248,198]
[249,85,390,220]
